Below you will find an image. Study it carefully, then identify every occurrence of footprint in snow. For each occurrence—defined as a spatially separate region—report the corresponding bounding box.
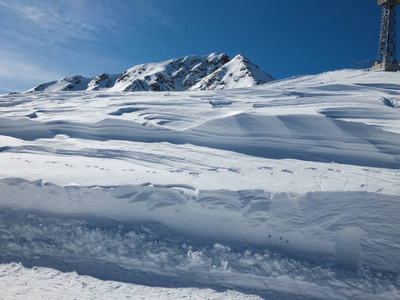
[258,166,274,171]
[189,172,202,177]
[228,168,240,173]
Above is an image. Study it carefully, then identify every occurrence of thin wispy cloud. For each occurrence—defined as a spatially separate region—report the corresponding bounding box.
[134,0,176,29]
[0,48,63,91]
[0,0,174,44]
[0,56,60,82]
[0,0,100,43]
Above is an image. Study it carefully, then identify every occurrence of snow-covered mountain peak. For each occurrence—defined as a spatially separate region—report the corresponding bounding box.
[189,53,274,90]
[27,75,93,93]
[87,73,120,91]
[233,54,247,61]
[27,53,274,93]
[111,53,230,92]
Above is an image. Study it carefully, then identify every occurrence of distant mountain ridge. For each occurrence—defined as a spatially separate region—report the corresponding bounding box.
[27,53,274,93]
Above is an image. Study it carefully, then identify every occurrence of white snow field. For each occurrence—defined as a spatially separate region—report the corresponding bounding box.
[0,69,400,299]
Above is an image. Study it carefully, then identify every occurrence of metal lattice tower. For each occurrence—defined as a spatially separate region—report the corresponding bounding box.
[373,0,400,70]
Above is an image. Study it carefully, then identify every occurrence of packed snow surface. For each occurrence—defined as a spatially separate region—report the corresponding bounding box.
[1,69,400,299]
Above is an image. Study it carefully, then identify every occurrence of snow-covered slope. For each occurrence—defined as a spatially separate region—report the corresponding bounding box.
[1,69,400,299]
[0,263,261,300]
[27,53,274,93]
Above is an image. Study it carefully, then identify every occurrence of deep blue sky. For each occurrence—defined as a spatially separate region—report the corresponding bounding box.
[0,0,386,93]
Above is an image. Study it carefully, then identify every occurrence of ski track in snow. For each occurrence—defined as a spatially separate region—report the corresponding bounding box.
[1,69,400,299]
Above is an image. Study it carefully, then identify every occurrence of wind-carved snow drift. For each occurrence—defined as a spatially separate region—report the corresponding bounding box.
[28,53,274,92]
[4,69,400,299]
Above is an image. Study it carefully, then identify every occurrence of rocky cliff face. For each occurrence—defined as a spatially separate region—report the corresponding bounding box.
[27,53,274,93]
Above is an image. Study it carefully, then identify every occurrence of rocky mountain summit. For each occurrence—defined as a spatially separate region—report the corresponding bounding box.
[27,53,274,92]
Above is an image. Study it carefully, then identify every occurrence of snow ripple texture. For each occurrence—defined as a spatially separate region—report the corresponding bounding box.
[1,69,400,299]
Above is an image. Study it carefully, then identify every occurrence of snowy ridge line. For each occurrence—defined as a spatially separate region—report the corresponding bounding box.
[1,112,400,169]
[1,178,400,299]
[0,177,329,256]
[1,140,398,196]
[1,177,400,274]
[26,53,274,93]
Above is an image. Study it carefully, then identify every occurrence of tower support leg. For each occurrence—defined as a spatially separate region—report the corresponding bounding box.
[373,4,400,71]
